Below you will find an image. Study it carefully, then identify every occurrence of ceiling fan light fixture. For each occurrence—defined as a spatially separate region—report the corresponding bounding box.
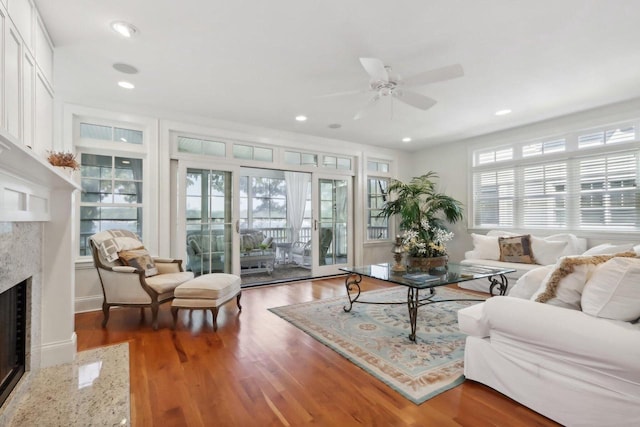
[495,109,512,116]
[111,21,138,38]
[295,115,308,122]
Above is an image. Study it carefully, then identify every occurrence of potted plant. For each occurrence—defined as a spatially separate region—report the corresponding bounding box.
[47,151,80,169]
[379,172,463,270]
[47,151,80,176]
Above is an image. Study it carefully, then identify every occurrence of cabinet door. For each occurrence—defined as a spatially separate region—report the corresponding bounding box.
[6,25,21,140]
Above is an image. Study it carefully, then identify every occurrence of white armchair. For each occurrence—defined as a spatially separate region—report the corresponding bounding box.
[291,240,311,268]
[89,231,194,330]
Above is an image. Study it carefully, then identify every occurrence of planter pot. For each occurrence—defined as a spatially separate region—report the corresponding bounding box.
[407,255,448,272]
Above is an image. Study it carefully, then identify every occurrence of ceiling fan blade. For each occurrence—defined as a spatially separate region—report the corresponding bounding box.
[359,57,389,82]
[402,64,464,87]
[315,89,367,98]
[395,91,437,110]
[353,94,381,120]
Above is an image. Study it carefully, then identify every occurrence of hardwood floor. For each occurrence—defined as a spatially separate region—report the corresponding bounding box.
[75,277,559,426]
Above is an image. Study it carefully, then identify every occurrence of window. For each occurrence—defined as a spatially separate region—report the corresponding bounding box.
[368,160,389,173]
[233,144,273,162]
[471,121,640,231]
[178,136,225,157]
[578,153,638,228]
[475,147,513,166]
[80,123,143,144]
[473,169,514,227]
[79,154,143,255]
[367,178,390,240]
[239,176,287,230]
[284,151,318,167]
[323,155,352,170]
[578,125,636,149]
[522,138,565,157]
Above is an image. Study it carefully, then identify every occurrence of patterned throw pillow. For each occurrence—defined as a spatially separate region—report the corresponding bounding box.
[118,248,159,277]
[498,235,535,264]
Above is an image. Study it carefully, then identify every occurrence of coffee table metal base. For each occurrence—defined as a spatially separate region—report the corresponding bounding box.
[343,272,486,342]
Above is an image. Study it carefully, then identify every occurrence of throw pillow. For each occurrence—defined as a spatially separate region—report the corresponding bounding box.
[582,257,640,322]
[469,233,500,260]
[532,252,637,309]
[507,265,555,299]
[498,235,535,264]
[545,233,587,256]
[582,243,634,256]
[530,236,569,265]
[118,248,159,277]
[188,239,201,255]
[261,236,274,248]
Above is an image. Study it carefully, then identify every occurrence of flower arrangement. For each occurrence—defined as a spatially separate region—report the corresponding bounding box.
[379,172,463,258]
[401,222,455,257]
[47,151,80,170]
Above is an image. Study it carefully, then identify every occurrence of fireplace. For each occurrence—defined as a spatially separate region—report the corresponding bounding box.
[0,280,27,408]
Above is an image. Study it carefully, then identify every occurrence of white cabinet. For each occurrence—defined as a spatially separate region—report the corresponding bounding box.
[5,25,21,140]
[35,73,53,155]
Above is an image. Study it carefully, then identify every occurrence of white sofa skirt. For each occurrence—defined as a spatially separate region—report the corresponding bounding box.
[464,336,640,426]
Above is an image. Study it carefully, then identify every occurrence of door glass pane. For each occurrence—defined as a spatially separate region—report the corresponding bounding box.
[318,178,348,266]
[186,168,233,276]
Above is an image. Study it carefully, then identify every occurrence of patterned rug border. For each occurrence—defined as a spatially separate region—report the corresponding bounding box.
[269,286,485,404]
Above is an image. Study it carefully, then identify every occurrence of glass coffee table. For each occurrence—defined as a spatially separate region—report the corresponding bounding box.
[339,262,515,341]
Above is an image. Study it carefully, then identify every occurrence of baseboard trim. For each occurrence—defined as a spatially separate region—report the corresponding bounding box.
[40,333,77,367]
[75,295,103,313]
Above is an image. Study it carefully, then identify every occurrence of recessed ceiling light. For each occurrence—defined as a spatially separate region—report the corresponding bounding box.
[113,63,139,74]
[328,123,342,129]
[118,81,135,89]
[495,109,512,116]
[295,115,307,122]
[111,21,138,38]
[402,137,412,143]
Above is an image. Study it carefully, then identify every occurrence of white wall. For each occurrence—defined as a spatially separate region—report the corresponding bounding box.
[409,97,640,261]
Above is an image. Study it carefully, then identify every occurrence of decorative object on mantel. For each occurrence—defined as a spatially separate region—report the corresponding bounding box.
[47,150,80,177]
[391,235,406,272]
[379,172,463,271]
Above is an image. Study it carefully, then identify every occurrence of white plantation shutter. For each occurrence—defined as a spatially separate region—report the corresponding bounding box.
[473,169,514,227]
[522,162,567,227]
[472,133,640,231]
[577,152,638,229]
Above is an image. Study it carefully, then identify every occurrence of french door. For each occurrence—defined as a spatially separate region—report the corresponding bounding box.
[176,162,240,276]
[312,174,353,275]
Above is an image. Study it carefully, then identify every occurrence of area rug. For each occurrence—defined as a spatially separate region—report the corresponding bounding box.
[269,286,485,404]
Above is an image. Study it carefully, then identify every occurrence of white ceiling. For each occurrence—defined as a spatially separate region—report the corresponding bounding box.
[34,0,640,151]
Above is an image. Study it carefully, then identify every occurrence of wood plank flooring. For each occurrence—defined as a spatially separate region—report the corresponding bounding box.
[75,277,559,426]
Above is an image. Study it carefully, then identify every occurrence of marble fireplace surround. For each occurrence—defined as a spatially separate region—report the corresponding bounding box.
[0,131,78,420]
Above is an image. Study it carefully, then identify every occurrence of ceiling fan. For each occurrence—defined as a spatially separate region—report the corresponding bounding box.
[323,58,464,120]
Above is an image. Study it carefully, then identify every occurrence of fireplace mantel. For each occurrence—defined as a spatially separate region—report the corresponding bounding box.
[0,130,79,222]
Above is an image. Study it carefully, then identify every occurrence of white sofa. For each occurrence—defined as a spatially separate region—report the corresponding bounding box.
[459,252,640,426]
[460,231,587,294]
[459,296,640,426]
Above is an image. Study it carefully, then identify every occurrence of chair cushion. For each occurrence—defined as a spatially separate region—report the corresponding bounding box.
[145,272,194,294]
[174,273,241,300]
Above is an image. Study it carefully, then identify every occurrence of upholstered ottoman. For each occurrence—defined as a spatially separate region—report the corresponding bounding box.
[171,273,242,330]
